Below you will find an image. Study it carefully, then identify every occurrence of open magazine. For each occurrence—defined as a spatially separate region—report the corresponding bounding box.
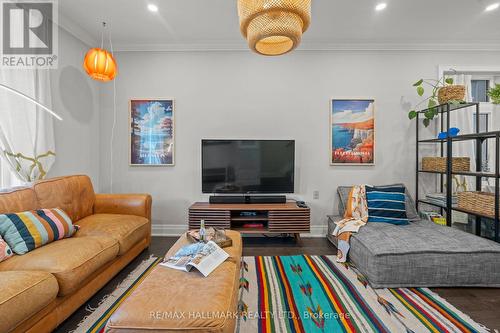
[160,241,229,277]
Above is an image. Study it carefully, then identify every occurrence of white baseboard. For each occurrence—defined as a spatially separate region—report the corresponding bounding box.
[152,224,327,238]
[152,224,188,236]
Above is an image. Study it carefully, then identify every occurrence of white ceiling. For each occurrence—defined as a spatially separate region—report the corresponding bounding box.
[59,0,500,51]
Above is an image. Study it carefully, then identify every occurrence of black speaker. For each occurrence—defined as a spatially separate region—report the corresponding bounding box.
[209,195,246,204]
[248,195,286,204]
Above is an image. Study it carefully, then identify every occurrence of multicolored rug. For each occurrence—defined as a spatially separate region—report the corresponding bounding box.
[70,255,490,333]
[70,256,161,333]
[236,255,490,333]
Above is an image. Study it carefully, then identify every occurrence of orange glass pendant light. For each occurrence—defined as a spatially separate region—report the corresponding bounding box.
[83,22,117,81]
[238,0,311,56]
[83,48,117,81]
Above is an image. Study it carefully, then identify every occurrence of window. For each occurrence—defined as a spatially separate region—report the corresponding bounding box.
[473,113,490,171]
[471,80,490,103]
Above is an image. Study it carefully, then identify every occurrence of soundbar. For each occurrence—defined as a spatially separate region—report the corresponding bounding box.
[209,195,286,204]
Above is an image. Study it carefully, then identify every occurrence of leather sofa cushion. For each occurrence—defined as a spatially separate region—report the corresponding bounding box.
[75,214,150,255]
[0,187,38,214]
[0,236,119,296]
[0,270,58,332]
[106,231,242,333]
[34,175,95,222]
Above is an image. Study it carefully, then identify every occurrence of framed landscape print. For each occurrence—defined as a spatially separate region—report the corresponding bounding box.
[330,99,375,165]
[130,99,175,166]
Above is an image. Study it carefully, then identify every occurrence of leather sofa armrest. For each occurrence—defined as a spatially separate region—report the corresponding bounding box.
[94,194,152,221]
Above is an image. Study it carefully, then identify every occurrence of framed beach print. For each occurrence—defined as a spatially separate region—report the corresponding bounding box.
[130,99,175,166]
[330,99,375,165]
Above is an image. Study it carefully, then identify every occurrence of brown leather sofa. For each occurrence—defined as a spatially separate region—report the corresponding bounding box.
[0,175,152,333]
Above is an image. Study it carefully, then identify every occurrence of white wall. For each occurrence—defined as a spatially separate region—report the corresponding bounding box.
[99,50,500,235]
[47,27,101,189]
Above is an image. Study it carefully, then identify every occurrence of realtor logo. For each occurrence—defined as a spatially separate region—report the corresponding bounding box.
[1,0,58,68]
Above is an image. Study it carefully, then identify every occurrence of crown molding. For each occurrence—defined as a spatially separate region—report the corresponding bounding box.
[58,11,98,47]
[112,41,500,53]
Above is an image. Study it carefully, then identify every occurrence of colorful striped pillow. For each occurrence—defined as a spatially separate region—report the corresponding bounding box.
[366,186,409,225]
[0,208,76,255]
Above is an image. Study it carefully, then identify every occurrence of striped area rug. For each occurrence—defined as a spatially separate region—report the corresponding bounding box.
[236,255,490,333]
[71,256,161,333]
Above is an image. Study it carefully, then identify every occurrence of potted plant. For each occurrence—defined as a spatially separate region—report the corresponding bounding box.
[408,76,466,127]
[487,84,500,104]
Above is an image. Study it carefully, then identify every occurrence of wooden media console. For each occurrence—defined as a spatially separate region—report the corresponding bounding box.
[188,202,310,242]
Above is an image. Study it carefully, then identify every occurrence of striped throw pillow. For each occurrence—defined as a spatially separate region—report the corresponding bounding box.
[366,186,409,225]
[0,208,76,255]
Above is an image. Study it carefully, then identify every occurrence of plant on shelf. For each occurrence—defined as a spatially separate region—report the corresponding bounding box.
[487,84,500,104]
[408,76,465,127]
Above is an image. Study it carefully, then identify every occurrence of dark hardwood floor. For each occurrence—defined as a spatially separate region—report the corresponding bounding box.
[55,236,500,332]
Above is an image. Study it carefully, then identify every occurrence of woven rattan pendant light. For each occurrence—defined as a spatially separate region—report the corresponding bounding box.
[238,0,311,56]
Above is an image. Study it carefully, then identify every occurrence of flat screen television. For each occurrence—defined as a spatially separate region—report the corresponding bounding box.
[202,140,295,194]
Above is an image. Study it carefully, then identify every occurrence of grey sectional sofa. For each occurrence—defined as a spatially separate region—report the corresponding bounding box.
[327,185,500,288]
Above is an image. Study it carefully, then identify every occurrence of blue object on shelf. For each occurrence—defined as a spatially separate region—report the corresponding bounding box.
[437,127,460,139]
[449,127,460,136]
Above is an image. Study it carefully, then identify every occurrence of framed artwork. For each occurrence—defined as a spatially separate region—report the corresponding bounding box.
[330,99,375,165]
[130,99,175,166]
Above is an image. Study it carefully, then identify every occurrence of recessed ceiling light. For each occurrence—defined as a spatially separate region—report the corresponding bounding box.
[375,3,387,11]
[147,4,158,12]
[485,3,499,11]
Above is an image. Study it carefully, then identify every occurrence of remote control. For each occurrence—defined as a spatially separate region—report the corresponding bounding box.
[296,201,307,208]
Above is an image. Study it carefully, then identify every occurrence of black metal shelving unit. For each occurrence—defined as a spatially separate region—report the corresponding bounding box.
[415,102,499,242]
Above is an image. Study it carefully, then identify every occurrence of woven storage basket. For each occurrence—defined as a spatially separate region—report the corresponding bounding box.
[458,191,496,218]
[421,157,470,172]
[438,85,466,104]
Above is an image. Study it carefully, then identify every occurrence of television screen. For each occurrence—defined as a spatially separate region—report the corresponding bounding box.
[202,140,295,194]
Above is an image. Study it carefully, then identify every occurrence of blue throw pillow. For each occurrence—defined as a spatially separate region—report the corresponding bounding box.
[366,186,409,225]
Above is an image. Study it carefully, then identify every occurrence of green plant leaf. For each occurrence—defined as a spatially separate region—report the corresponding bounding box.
[428,99,437,108]
[425,110,434,119]
[408,110,418,119]
[423,118,430,127]
[413,79,423,87]
[417,86,424,96]
[487,84,500,104]
[445,77,454,85]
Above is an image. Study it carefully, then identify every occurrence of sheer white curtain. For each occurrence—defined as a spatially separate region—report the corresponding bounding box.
[0,69,55,189]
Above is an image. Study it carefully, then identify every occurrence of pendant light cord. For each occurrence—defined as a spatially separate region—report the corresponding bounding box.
[100,22,105,49]
[106,22,117,194]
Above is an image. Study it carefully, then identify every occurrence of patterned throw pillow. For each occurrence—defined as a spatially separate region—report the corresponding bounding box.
[0,208,76,255]
[0,235,13,262]
[366,185,409,225]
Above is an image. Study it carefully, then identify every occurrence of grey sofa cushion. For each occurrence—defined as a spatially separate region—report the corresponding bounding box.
[337,183,419,221]
[343,219,500,288]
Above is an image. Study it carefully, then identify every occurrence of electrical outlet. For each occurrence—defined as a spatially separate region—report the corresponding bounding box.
[313,190,319,200]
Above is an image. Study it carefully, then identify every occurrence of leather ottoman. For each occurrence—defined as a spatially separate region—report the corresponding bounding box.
[105,230,242,333]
